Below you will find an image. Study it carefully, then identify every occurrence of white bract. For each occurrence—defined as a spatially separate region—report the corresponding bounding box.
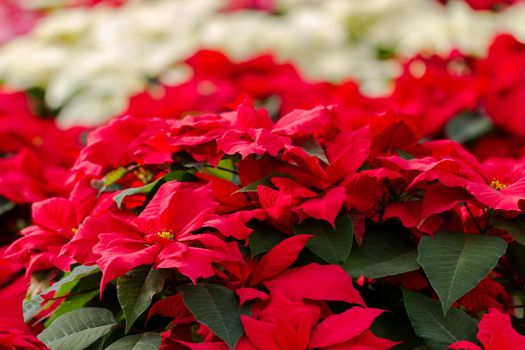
[0,0,524,126]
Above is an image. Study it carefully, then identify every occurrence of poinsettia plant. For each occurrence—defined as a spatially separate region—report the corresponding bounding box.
[6,94,525,350]
[5,32,525,350]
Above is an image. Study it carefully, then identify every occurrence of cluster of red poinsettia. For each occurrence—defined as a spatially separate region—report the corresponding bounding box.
[3,33,525,349]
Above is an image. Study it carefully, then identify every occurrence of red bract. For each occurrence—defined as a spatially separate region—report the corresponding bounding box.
[310,307,397,350]
[439,0,523,10]
[240,291,320,350]
[0,251,45,349]
[264,263,364,305]
[5,197,79,273]
[479,34,525,138]
[80,181,242,289]
[466,157,525,212]
[0,90,85,204]
[0,1,41,45]
[450,309,525,349]
[389,54,480,137]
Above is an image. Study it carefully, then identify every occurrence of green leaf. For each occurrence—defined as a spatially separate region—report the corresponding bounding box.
[114,180,160,209]
[202,158,236,181]
[403,290,478,350]
[38,308,116,350]
[24,265,99,322]
[417,232,507,314]
[23,295,43,322]
[117,266,169,333]
[105,333,161,350]
[445,113,493,143]
[104,167,128,187]
[371,312,426,350]
[0,199,15,215]
[45,265,100,296]
[235,173,288,193]
[248,226,287,258]
[46,290,99,326]
[507,242,525,278]
[163,170,196,182]
[395,149,414,160]
[492,215,525,246]
[343,230,419,278]
[302,138,329,165]
[113,170,196,209]
[180,283,243,349]
[294,214,353,264]
[93,167,128,193]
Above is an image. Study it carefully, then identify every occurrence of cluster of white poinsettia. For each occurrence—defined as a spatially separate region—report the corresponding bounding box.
[1,0,525,126]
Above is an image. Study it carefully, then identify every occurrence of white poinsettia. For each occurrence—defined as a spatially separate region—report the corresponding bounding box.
[0,0,524,126]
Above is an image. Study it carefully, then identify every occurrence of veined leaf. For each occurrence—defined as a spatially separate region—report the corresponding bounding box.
[294,214,353,264]
[23,296,43,322]
[117,266,169,333]
[492,215,525,246]
[38,308,116,350]
[44,265,100,296]
[249,226,287,258]
[105,333,161,350]
[417,232,507,315]
[403,290,478,350]
[45,290,99,326]
[24,265,100,322]
[180,283,243,349]
[343,230,419,278]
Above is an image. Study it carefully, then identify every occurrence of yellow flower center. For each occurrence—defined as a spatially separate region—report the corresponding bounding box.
[32,137,43,146]
[71,227,78,234]
[156,230,174,240]
[489,179,507,191]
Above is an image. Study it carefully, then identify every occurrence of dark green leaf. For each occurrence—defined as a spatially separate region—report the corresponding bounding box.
[180,283,243,349]
[492,215,525,246]
[294,214,353,264]
[105,333,161,350]
[302,138,329,165]
[163,170,196,182]
[403,290,478,350]
[417,232,507,314]
[248,226,287,257]
[371,312,425,350]
[117,266,169,333]
[38,308,116,350]
[343,230,419,278]
[235,173,288,193]
[0,199,15,215]
[445,113,493,143]
[507,242,525,278]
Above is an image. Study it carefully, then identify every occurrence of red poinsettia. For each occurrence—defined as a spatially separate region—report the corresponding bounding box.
[64,181,242,290]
